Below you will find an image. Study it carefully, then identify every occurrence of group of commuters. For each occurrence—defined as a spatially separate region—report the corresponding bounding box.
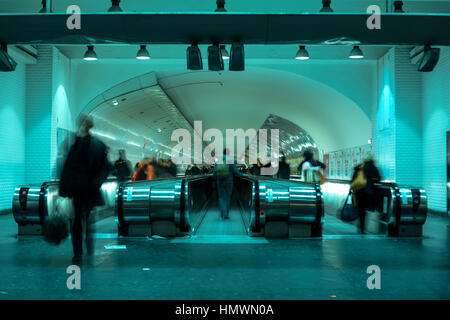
[58,114,178,264]
[185,164,212,176]
[132,157,177,181]
[59,114,380,264]
[296,149,382,234]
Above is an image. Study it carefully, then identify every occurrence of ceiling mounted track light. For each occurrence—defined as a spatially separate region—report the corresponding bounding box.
[220,45,229,60]
[349,46,364,59]
[39,0,53,13]
[320,0,333,13]
[208,44,224,71]
[229,43,245,71]
[83,45,98,61]
[393,1,405,13]
[0,44,17,72]
[187,44,203,70]
[136,45,150,60]
[108,0,123,12]
[215,0,227,12]
[295,45,310,60]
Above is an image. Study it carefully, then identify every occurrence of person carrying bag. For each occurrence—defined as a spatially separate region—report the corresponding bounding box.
[341,189,360,222]
[350,164,367,192]
[349,155,381,233]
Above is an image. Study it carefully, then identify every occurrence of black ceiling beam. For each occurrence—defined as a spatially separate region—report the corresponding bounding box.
[0,13,449,46]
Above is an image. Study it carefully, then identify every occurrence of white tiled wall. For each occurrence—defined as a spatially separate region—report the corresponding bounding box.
[25,46,54,184]
[0,63,26,212]
[394,48,423,187]
[375,47,448,214]
[422,47,449,214]
[374,49,396,181]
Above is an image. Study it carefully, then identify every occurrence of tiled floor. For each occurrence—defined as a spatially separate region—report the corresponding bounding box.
[0,211,448,300]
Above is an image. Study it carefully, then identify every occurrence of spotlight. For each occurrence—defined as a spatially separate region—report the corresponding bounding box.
[136,45,151,60]
[187,44,203,70]
[417,45,440,72]
[229,43,245,71]
[208,44,224,71]
[349,46,364,59]
[393,1,404,13]
[0,44,17,72]
[83,46,98,61]
[295,45,310,60]
[215,0,226,12]
[220,45,229,60]
[320,0,333,12]
[108,0,123,12]
[39,0,53,13]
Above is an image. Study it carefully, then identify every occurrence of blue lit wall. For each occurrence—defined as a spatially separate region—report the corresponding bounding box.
[0,63,26,213]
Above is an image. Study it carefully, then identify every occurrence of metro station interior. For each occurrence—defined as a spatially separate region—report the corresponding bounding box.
[0,0,449,300]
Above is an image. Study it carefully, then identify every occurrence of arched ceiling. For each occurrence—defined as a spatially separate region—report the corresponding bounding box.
[84,67,371,166]
[157,66,372,153]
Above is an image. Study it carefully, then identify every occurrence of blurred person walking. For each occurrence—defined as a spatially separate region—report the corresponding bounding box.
[298,150,326,183]
[214,149,243,219]
[277,156,291,180]
[350,154,381,234]
[113,149,132,182]
[132,157,156,181]
[59,114,110,265]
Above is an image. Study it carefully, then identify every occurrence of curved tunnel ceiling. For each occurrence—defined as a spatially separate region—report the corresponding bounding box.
[157,67,372,153]
[86,72,194,165]
[84,67,372,165]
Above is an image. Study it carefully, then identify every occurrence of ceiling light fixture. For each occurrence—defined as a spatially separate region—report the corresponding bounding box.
[112,99,119,106]
[229,43,245,71]
[136,45,151,60]
[0,44,17,72]
[187,44,203,70]
[208,44,224,71]
[220,45,229,60]
[320,0,333,12]
[83,45,98,61]
[295,45,310,60]
[393,1,404,13]
[108,0,123,12]
[349,46,364,59]
[215,0,226,12]
[39,0,53,13]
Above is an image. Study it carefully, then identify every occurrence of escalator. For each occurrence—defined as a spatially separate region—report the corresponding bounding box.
[13,173,428,239]
[193,198,248,236]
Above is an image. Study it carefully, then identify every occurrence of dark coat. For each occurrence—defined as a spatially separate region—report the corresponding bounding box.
[277,161,291,179]
[351,160,381,194]
[190,166,201,176]
[351,160,381,211]
[59,135,109,208]
[113,159,132,181]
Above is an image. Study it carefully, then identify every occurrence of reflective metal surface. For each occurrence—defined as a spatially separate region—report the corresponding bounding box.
[13,179,119,228]
[259,114,319,159]
[240,176,323,237]
[12,184,42,224]
[323,180,428,236]
[397,186,427,225]
[119,177,198,236]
